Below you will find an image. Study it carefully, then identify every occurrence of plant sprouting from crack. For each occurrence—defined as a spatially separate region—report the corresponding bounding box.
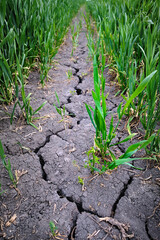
[66,70,72,80]
[53,91,66,120]
[69,90,76,95]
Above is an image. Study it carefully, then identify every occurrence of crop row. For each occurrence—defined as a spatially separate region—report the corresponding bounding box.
[86,0,160,155]
[0,0,84,108]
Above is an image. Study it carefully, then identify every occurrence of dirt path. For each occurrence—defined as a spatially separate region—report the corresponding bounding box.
[0,12,160,240]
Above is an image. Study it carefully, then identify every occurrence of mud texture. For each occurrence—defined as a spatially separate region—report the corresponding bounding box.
[0,13,160,240]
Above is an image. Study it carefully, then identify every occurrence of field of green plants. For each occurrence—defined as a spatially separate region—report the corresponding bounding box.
[0,0,160,238]
[0,0,84,127]
[85,0,160,159]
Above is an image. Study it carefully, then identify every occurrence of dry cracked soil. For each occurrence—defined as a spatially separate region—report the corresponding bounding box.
[0,14,160,240]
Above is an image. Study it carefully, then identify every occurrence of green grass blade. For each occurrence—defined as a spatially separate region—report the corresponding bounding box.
[0,140,5,161]
[33,101,47,115]
[85,103,96,129]
[121,71,157,117]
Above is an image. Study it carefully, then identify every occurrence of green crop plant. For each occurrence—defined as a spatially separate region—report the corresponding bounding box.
[71,21,81,56]
[0,140,17,187]
[85,56,156,174]
[49,221,58,238]
[85,147,101,173]
[86,27,101,62]
[139,33,160,155]
[120,61,147,120]
[139,31,160,139]
[86,0,160,156]
[10,58,47,130]
[86,0,160,90]
[0,49,14,104]
[0,0,84,105]
[53,91,66,120]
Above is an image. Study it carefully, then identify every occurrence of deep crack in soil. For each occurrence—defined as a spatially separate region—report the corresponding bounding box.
[145,220,154,240]
[57,189,83,214]
[110,176,133,217]
[38,154,48,181]
[34,129,65,154]
[68,217,77,240]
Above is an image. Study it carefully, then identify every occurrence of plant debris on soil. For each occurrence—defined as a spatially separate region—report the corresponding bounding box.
[0,12,160,240]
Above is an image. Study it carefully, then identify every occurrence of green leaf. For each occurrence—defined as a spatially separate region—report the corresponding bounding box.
[29,122,39,130]
[94,81,101,101]
[113,133,137,145]
[33,101,47,115]
[127,117,134,135]
[0,140,5,161]
[10,101,18,124]
[92,91,103,117]
[124,162,144,170]
[85,103,96,129]
[29,106,33,116]
[16,56,24,85]
[139,134,155,149]
[0,0,6,26]
[0,29,15,49]
[117,103,122,120]
[108,116,114,142]
[121,71,157,118]
[49,221,57,236]
[55,107,62,116]
[120,140,147,159]
[102,92,107,118]
[115,157,153,166]
[0,56,12,83]
[55,91,60,106]
[109,149,116,161]
[93,55,99,85]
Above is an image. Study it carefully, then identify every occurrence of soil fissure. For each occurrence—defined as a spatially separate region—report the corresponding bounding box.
[34,129,65,154]
[65,107,76,118]
[34,129,69,181]
[38,154,48,181]
[57,189,101,217]
[68,217,77,240]
[145,220,154,240]
[110,176,133,217]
